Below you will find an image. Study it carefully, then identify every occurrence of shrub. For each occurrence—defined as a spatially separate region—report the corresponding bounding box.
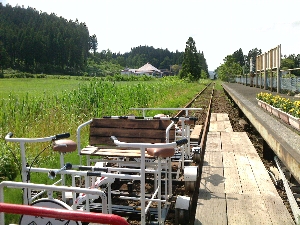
[0,144,18,182]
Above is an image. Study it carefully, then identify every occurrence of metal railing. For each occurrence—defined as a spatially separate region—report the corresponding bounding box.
[0,202,129,225]
[0,181,113,225]
[235,76,300,92]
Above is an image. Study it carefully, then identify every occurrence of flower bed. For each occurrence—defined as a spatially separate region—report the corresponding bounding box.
[256,92,300,130]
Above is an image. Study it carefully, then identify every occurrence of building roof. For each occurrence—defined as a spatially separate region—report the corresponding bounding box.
[136,63,161,73]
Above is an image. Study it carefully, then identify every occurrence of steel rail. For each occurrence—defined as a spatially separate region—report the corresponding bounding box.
[274,156,300,224]
[174,81,213,118]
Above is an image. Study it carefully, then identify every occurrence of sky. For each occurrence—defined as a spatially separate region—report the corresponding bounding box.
[1,0,300,71]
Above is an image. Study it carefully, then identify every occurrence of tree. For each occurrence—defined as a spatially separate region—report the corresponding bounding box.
[0,41,8,77]
[232,48,245,67]
[90,34,98,55]
[216,55,243,81]
[171,64,180,75]
[246,48,262,74]
[281,58,295,70]
[179,37,201,81]
[199,51,208,78]
[282,54,300,76]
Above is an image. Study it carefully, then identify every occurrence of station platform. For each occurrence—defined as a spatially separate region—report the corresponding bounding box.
[194,112,295,224]
[222,83,300,183]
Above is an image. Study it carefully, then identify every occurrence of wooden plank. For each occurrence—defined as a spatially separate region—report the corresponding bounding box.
[200,167,225,193]
[246,154,278,194]
[91,118,173,129]
[235,153,260,195]
[223,151,242,194]
[205,132,221,152]
[209,121,217,132]
[195,190,227,225]
[190,125,203,140]
[81,147,154,158]
[90,127,170,137]
[226,194,273,225]
[201,150,224,193]
[217,113,230,121]
[210,113,229,122]
[203,150,223,167]
[210,113,217,122]
[209,121,233,132]
[220,132,233,152]
[236,132,258,154]
[90,133,170,146]
[223,121,233,132]
[262,193,295,224]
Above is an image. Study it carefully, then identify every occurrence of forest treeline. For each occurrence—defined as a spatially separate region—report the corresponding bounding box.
[0,3,209,76]
[0,3,90,74]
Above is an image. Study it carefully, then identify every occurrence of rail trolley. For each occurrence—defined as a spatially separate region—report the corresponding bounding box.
[2,112,202,224]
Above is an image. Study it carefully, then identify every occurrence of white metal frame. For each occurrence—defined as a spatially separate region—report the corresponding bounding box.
[0,181,107,225]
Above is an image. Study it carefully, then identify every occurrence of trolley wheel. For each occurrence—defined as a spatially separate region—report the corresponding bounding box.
[185,180,196,194]
[193,153,201,163]
[175,208,190,225]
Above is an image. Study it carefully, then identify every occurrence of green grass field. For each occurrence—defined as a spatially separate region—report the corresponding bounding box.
[0,77,88,98]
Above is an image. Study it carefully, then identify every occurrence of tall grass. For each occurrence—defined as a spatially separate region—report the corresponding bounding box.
[0,76,209,223]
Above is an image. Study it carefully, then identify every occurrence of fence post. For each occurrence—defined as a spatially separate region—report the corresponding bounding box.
[277,70,281,93]
[264,53,268,90]
[277,44,281,93]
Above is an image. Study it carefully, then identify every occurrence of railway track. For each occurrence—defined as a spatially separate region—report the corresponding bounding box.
[169,82,300,224]
[165,82,215,225]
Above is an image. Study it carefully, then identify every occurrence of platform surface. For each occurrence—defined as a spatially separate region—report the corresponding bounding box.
[222,83,300,184]
[194,113,294,225]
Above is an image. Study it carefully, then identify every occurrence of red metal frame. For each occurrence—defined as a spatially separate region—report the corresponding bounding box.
[0,202,129,225]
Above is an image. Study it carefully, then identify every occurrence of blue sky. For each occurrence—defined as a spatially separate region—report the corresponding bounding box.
[1,0,300,70]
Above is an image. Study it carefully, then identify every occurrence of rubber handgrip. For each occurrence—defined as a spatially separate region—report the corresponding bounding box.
[65,162,72,170]
[54,133,70,140]
[6,132,13,138]
[78,166,108,172]
[87,172,102,176]
[176,138,188,146]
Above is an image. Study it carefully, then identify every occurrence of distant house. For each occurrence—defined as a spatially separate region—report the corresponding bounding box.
[121,68,136,75]
[135,63,161,76]
[121,63,162,77]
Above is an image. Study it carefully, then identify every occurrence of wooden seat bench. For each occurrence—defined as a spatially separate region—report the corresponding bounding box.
[77,117,176,160]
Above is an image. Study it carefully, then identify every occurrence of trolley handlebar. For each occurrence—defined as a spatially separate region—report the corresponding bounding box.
[5,132,70,143]
[111,136,188,148]
[53,133,70,140]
